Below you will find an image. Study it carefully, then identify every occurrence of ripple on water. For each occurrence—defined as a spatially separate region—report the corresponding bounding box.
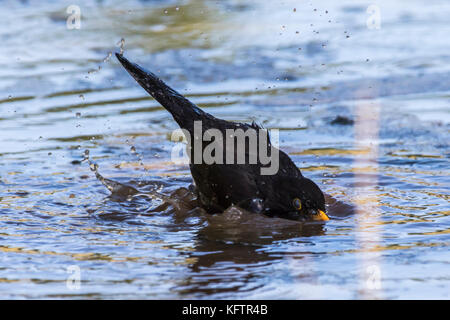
[0,0,449,299]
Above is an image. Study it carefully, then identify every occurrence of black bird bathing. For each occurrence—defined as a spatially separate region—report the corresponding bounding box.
[116,53,329,222]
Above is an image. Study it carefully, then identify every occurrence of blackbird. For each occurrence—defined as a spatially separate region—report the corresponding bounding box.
[116,53,329,222]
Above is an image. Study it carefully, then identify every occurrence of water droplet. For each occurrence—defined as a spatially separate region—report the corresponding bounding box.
[76,112,81,118]
[103,52,112,63]
[117,38,125,54]
[83,149,90,161]
[130,146,137,154]
[89,162,98,172]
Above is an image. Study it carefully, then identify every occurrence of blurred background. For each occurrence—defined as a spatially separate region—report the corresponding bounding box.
[0,0,449,299]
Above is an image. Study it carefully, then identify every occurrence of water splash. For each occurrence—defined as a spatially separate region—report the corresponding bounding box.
[82,149,138,198]
[103,52,112,63]
[117,38,125,55]
[82,149,178,208]
[126,140,150,180]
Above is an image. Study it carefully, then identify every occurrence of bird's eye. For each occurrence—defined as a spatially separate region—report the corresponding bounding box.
[292,198,302,210]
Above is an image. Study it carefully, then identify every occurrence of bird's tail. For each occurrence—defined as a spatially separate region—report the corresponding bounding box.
[115,53,207,130]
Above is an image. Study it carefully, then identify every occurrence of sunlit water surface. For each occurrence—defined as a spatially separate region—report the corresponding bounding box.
[0,0,449,299]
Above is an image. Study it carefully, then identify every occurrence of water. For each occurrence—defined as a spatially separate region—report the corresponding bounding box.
[0,0,449,299]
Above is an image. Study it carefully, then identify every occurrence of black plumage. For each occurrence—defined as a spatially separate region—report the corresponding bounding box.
[116,53,329,221]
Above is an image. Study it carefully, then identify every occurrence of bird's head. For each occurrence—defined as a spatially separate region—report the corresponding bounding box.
[264,176,329,222]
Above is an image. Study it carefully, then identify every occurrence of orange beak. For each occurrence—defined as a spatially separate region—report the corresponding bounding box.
[311,210,330,221]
